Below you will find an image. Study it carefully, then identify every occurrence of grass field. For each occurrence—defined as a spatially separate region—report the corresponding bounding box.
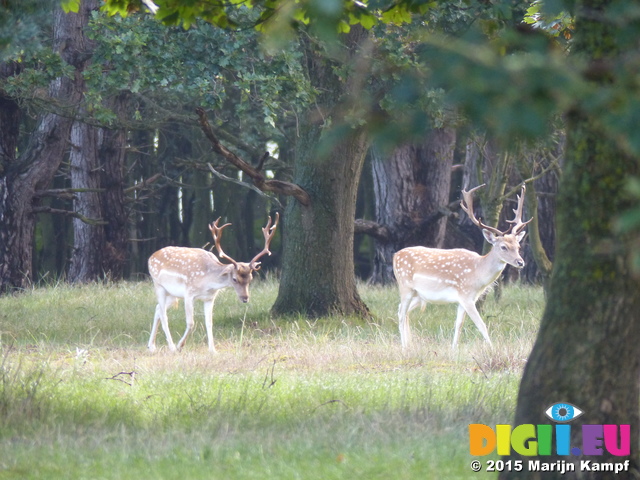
[0,278,544,479]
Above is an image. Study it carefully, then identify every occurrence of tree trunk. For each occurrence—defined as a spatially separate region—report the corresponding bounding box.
[369,128,456,284]
[501,1,640,477]
[272,27,371,317]
[0,1,97,292]
[273,126,371,317]
[99,93,129,279]
[68,121,105,282]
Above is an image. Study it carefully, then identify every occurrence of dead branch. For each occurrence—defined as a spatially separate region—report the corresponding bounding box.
[123,173,162,194]
[32,206,107,225]
[354,200,459,244]
[262,359,278,389]
[354,219,391,242]
[34,187,105,200]
[105,370,136,386]
[196,107,311,207]
[208,164,284,209]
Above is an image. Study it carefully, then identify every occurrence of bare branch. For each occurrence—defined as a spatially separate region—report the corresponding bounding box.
[208,164,283,209]
[196,107,311,206]
[354,219,391,242]
[32,206,107,225]
[34,187,104,200]
[123,173,162,194]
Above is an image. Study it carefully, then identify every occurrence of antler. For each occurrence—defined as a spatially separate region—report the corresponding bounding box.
[250,212,280,270]
[460,184,504,236]
[506,184,533,235]
[208,218,238,266]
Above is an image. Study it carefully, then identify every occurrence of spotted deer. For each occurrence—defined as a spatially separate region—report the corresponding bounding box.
[393,185,530,349]
[147,213,279,352]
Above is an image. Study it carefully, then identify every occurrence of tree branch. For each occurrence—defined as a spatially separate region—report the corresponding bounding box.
[354,219,391,242]
[34,187,105,200]
[196,107,311,207]
[208,164,284,209]
[32,206,107,225]
[123,173,162,194]
[354,200,460,244]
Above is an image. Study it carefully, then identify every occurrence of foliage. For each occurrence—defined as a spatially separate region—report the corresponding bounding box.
[0,0,57,61]
[615,177,640,274]
[524,0,574,42]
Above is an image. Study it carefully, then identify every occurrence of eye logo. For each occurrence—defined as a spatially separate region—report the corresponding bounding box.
[545,403,583,423]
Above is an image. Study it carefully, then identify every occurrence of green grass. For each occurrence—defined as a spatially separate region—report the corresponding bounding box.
[0,279,544,479]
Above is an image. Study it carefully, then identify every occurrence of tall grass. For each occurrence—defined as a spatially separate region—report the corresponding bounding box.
[0,279,543,479]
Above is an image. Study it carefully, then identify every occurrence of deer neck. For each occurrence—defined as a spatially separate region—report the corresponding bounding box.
[476,247,508,287]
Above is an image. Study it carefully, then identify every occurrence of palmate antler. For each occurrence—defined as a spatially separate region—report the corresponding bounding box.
[460,184,532,236]
[208,218,237,266]
[208,213,280,270]
[506,186,532,235]
[249,212,279,270]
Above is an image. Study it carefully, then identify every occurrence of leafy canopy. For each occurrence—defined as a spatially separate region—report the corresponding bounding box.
[64,0,433,37]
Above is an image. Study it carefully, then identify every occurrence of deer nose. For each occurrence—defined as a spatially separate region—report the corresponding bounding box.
[516,259,525,269]
[240,296,249,303]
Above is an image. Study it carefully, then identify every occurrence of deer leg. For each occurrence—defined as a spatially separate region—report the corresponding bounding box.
[460,300,493,347]
[160,299,178,352]
[177,296,195,351]
[148,303,162,352]
[452,304,467,348]
[151,289,177,352]
[398,291,420,350]
[204,291,220,353]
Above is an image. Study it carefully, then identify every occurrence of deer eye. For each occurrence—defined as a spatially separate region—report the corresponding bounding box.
[232,277,238,283]
[500,245,508,251]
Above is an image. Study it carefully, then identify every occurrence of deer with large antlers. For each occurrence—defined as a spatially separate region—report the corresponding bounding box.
[393,185,531,349]
[147,213,279,352]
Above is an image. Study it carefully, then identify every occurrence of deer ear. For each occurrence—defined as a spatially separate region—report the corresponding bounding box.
[222,264,236,276]
[482,229,499,245]
[516,231,527,243]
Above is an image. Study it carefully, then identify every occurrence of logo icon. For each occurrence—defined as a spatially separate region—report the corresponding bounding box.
[544,402,583,423]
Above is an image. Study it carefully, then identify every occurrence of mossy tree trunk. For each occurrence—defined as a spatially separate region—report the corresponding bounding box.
[271,28,371,318]
[501,1,640,477]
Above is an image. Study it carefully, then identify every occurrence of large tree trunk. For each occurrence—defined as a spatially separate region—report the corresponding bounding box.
[273,126,370,317]
[501,1,640,477]
[369,127,456,284]
[272,28,371,317]
[0,1,96,292]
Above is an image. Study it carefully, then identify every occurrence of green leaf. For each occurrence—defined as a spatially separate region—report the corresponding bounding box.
[337,20,351,33]
[357,13,377,30]
[61,0,80,13]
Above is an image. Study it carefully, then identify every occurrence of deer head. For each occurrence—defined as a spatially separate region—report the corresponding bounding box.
[460,184,531,269]
[208,212,279,303]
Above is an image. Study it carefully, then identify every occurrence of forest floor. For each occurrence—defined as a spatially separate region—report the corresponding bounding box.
[0,279,544,479]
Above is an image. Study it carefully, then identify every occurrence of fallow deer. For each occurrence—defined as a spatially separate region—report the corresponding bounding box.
[147,213,279,352]
[393,185,530,349]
